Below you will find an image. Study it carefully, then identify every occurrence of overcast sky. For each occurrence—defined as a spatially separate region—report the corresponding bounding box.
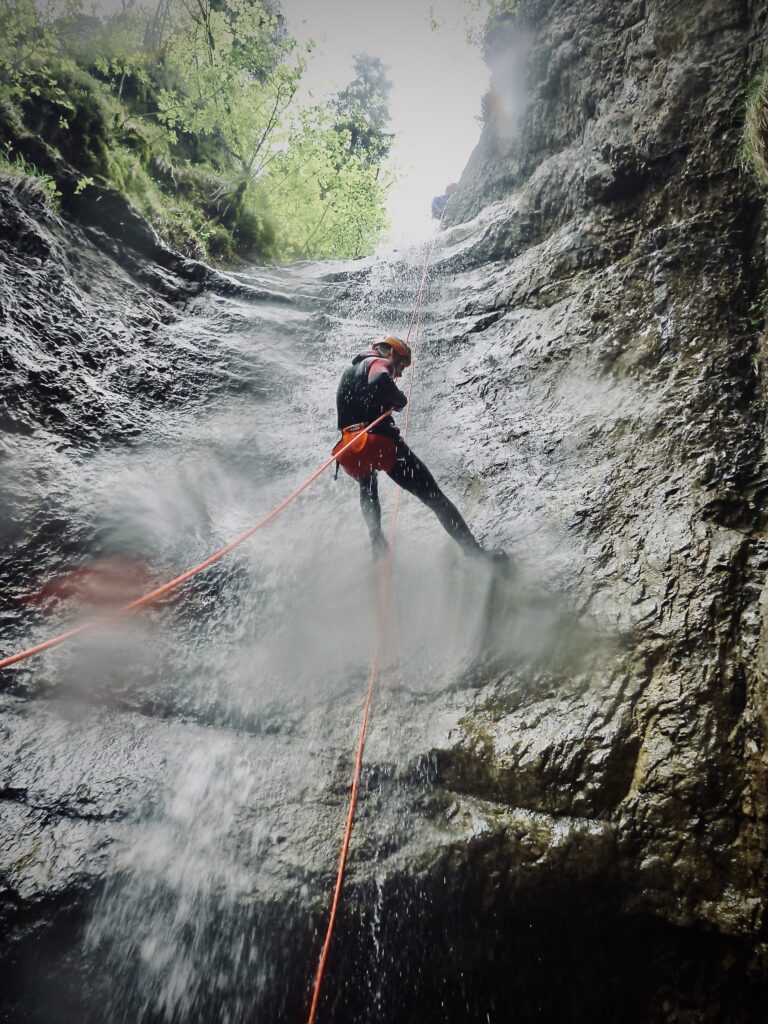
[279,0,489,247]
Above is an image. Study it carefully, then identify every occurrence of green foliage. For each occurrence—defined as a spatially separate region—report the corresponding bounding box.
[267,102,391,259]
[153,0,305,178]
[0,0,393,262]
[0,139,60,208]
[0,0,70,95]
[335,53,393,165]
[743,66,768,188]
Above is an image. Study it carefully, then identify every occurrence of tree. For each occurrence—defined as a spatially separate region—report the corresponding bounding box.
[264,100,391,260]
[154,0,306,178]
[0,0,394,260]
[429,0,519,47]
[334,53,393,166]
[0,0,77,97]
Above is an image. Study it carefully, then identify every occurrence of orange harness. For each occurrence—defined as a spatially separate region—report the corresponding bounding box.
[332,423,397,479]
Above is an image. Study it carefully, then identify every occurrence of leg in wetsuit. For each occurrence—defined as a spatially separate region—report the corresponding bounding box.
[357,438,482,554]
[358,470,387,553]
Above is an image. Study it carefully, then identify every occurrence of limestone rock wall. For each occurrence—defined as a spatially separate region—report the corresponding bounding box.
[418,0,768,989]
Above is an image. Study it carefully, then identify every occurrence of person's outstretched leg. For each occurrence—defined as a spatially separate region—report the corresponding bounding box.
[386,440,482,553]
[358,472,389,556]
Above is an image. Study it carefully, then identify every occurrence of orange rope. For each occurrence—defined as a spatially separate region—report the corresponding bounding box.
[0,410,394,672]
[306,229,440,1023]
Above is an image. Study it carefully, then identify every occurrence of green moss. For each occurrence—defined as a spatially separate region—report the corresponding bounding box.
[18,64,115,177]
[205,224,235,261]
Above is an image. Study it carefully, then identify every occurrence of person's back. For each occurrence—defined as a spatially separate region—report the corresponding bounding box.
[336,348,406,439]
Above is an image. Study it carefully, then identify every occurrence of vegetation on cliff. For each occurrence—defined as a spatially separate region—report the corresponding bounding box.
[0,0,393,262]
[744,66,768,189]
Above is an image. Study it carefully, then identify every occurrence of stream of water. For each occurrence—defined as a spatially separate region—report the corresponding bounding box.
[2,232,509,1021]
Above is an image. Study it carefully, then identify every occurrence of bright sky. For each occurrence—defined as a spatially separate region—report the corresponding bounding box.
[279,0,489,248]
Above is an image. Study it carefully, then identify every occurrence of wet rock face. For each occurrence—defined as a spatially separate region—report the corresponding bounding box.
[425,0,768,1014]
[0,183,180,445]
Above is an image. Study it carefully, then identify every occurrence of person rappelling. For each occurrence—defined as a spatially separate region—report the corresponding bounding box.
[334,336,504,562]
[431,182,457,219]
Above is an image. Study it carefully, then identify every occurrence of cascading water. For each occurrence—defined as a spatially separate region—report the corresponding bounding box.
[1,196,517,1022]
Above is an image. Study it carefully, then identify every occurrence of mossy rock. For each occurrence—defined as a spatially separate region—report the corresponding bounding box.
[115,119,153,158]
[0,97,25,147]
[147,158,248,229]
[232,207,277,257]
[19,64,113,178]
[0,94,71,181]
[205,225,235,261]
[170,125,231,172]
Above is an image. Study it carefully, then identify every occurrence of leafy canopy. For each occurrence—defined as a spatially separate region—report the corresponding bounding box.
[335,53,393,166]
[0,0,394,261]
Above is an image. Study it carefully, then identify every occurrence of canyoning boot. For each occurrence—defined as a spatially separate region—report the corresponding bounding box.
[476,546,517,576]
[372,533,390,560]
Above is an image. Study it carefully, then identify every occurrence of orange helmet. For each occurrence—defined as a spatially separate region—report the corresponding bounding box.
[374,335,412,367]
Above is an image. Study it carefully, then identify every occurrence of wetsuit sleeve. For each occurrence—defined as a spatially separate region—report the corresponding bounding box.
[368,366,407,411]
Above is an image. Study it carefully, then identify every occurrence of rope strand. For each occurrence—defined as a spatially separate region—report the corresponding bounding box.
[0,410,394,672]
[2,222,447,1024]
[306,229,441,1023]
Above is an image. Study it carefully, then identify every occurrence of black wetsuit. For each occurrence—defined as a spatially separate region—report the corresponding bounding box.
[336,350,405,439]
[336,350,481,553]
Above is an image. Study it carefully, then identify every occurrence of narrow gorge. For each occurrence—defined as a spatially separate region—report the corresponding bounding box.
[2,1,768,1021]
